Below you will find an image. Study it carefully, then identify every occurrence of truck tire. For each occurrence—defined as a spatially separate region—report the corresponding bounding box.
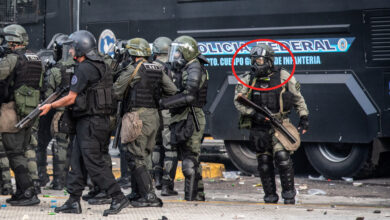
[304,143,371,179]
[224,141,258,176]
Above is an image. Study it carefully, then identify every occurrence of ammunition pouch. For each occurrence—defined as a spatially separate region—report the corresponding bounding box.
[238,114,252,129]
[170,113,194,146]
[14,85,40,117]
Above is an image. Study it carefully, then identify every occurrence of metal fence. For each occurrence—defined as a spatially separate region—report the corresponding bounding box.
[0,0,39,25]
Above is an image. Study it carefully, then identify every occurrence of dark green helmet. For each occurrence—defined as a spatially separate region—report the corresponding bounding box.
[126,38,151,57]
[3,24,29,46]
[169,35,199,62]
[152,37,172,54]
[250,43,275,63]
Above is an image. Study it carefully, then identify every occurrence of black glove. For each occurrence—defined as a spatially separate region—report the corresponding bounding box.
[252,112,267,124]
[298,115,309,131]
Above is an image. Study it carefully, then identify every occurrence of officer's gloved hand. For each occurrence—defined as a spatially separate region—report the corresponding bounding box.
[252,112,267,124]
[298,115,309,134]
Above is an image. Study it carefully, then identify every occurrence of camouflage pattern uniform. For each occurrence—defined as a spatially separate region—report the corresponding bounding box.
[0,136,13,195]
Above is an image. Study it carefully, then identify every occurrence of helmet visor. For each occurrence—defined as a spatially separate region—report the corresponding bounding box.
[168,42,183,63]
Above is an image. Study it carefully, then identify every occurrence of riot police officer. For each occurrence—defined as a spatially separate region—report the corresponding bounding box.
[159,35,209,201]
[234,44,309,204]
[39,30,128,216]
[113,37,177,207]
[0,24,42,206]
[42,33,75,190]
[150,36,179,196]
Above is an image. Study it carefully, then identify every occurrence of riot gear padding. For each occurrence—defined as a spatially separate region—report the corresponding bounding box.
[182,157,199,201]
[274,150,296,203]
[257,154,279,203]
[4,24,29,46]
[68,30,97,58]
[126,38,151,57]
[160,61,207,109]
[152,37,172,54]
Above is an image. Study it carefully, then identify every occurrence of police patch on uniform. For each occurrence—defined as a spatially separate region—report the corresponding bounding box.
[71,75,78,85]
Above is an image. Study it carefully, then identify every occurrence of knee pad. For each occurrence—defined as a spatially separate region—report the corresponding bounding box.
[182,157,198,177]
[257,154,273,174]
[275,150,292,169]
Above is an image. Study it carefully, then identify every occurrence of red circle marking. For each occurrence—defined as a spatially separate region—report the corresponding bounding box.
[231,39,296,91]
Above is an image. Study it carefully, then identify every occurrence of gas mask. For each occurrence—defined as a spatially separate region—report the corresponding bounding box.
[251,56,272,77]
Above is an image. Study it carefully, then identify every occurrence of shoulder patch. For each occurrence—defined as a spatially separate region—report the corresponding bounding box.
[71,75,78,85]
[295,81,301,91]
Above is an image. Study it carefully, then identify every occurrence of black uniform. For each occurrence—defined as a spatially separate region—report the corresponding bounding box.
[66,59,121,199]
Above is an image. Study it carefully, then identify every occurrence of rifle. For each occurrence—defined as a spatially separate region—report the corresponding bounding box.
[190,106,200,132]
[236,94,297,144]
[15,87,67,129]
[112,101,122,149]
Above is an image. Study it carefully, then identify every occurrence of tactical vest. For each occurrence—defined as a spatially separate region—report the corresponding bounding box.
[72,60,113,118]
[250,68,294,114]
[13,52,42,90]
[125,62,162,110]
[12,52,42,116]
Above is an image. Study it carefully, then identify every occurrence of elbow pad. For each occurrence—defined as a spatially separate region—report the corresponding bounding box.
[160,93,195,109]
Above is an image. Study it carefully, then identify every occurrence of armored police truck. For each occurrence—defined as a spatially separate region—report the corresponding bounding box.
[2,0,389,178]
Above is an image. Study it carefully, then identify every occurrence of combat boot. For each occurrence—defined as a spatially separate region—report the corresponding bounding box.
[88,191,112,205]
[116,176,131,189]
[275,150,296,205]
[258,154,279,203]
[103,193,129,216]
[131,192,163,207]
[130,166,163,207]
[82,186,100,201]
[161,183,178,196]
[9,187,40,206]
[55,197,82,214]
[50,178,65,190]
[6,190,22,203]
[38,166,50,187]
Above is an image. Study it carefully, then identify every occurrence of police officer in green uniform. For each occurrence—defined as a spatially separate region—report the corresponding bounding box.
[151,36,179,196]
[39,30,128,216]
[234,44,309,204]
[0,137,13,195]
[42,33,75,190]
[113,37,177,207]
[159,36,209,201]
[0,24,42,206]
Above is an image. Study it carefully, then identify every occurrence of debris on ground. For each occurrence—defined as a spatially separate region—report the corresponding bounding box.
[353,182,363,187]
[341,177,353,182]
[299,184,308,190]
[323,211,327,215]
[308,175,326,181]
[22,214,29,220]
[356,217,364,220]
[239,181,245,185]
[253,183,262,187]
[307,208,314,212]
[223,171,240,179]
[373,210,381,214]
[307,189,327,195]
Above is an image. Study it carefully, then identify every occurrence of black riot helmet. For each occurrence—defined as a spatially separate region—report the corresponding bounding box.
[68,30,97,58]
[50,34,71,62]
[250,43,275,77]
